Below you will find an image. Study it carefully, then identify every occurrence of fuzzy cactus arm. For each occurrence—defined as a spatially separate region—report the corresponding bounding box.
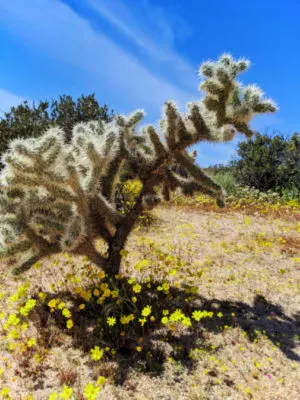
[0,239,32,258]
[3,143,76,202]
[101,155,124,203]
[174,153,222,193]
[100,126,128,203]
[199,54,277,138]
[85,143,106,195]
[159,101,213,153]
[167,171,224,205]
[24,225,60,253]
[90,194,123,226]
[27,214,66,243]
[10,173,76,202]
[113,102,224,205]
[229,121,254,137]
[0,131,80,260]
[66,165,90,229]
[146,126,168,161]
[186,103,214,142]
[163,101,180,151]
[71,120,125,226]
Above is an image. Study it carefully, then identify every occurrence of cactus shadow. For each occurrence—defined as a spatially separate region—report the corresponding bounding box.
[31,280,300,386]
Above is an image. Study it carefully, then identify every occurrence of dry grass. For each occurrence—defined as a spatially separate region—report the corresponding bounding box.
[0,204,299,399]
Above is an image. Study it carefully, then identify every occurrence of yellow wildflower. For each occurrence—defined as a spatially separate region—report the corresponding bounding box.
[141,305,152,317]
[169,309,184,322]
[38,292,47,300]
[60,385,73,400]
[48,299,58,309]
[83,382,100,400]
[62,308,71,318]
[48,392,58,400]
[27,338,36,348]
[1,387,10,397]
[90,346,104,361]
[106,317,116,326]
[132,284,142,293]
[96,376,106,386]
[66,319,73,329]
[57,302,66,310]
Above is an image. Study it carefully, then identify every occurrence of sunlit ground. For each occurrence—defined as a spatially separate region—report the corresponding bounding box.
[0,198,299,400]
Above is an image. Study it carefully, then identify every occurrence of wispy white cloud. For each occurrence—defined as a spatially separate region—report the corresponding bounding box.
[0,88,26,114]
[0,0,199,120]
[1,0,277,168]
[85,0,196,89]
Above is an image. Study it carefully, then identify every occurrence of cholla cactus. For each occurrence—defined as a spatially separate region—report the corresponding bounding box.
[0,54,277,276]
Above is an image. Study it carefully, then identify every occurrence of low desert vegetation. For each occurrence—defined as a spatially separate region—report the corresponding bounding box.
[0,54,299,399]
[206,132,300,201]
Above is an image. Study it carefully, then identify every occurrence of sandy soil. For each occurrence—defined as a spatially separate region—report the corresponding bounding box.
[0,205,299,399]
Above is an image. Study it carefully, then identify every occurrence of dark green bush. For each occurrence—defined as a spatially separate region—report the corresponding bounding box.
[232,132,300,195]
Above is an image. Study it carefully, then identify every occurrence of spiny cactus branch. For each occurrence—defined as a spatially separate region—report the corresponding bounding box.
[0,54,277,275]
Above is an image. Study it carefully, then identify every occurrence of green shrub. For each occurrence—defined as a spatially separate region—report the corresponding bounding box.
[206,169,238,196]
[232,132,300,195]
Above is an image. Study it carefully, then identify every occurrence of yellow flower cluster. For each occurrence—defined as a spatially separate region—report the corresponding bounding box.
[120,314,135,325]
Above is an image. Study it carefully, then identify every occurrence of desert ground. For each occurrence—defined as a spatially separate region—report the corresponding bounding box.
[0,203,299,400]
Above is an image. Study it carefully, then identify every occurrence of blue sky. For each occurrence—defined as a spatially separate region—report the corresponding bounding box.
[0,0,299,166]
